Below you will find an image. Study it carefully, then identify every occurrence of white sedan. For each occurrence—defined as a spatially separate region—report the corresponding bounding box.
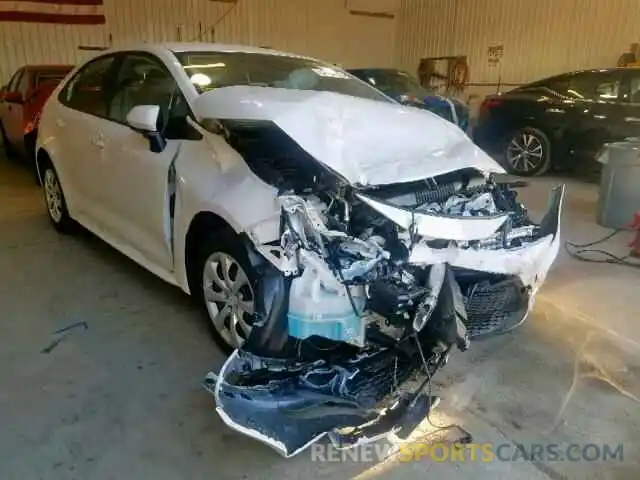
[36,43,564,457]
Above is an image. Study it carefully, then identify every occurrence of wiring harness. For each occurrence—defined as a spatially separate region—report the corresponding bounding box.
[564,229,640,269]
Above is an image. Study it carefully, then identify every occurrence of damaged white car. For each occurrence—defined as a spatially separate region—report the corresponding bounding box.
[36,43,564,457]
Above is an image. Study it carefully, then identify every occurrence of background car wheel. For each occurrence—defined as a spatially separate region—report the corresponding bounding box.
[41,163,74,233]
[503,127,552,177]
[197,237,258,354]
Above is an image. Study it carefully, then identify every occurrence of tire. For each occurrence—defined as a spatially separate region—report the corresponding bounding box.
[196,234,259,354]
[41,162,74,233]
[503,127,552,177]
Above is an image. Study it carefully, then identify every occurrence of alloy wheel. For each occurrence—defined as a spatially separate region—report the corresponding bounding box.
[43,169,63,223]
[202,251,255,349]
[506,132,545,174]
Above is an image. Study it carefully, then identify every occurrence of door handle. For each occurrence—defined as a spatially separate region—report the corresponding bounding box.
[91,133,105,149]
[625,117,640,123]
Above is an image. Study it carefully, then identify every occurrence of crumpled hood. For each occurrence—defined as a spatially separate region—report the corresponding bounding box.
[193,86,504,186]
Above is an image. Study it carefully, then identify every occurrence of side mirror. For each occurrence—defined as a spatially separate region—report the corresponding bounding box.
[126,105,166,153]
[126,105,159,132]
[4,91,23,104]
[199,117,224,135]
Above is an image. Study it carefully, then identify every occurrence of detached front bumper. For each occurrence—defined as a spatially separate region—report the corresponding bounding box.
[204,347,443,458]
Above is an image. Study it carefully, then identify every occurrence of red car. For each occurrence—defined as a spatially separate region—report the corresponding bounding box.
[0,64,73,180]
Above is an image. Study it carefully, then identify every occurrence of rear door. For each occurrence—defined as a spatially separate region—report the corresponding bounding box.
[614,69,640,139]
[55,54,120,219]
[2,68,28,144]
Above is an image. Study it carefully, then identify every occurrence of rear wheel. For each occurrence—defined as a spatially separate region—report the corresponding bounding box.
[503,127,552,177]
[196,236,258,354]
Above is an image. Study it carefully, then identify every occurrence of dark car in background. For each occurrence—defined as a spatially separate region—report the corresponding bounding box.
[474,67,640,177]
[0,64,74,180]
[348,68,470,132]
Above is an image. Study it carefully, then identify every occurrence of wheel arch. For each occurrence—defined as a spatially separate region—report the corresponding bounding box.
[183,210,270,297]
[185,211,240,297]
[35,147,54,185]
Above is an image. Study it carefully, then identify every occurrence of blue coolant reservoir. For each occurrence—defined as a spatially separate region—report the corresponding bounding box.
[287,263,366,347]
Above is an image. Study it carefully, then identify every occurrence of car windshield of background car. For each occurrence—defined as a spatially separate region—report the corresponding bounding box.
[364,70,431,98]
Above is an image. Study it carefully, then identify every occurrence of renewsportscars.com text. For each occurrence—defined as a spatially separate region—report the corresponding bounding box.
[311,442,624,463]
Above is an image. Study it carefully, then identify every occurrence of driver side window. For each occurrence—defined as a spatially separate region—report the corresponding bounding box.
[108,53,199,140]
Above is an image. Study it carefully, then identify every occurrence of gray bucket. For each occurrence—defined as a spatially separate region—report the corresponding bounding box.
[596,139,640,229]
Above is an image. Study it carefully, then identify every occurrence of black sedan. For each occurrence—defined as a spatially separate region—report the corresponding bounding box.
[473,67,640,176]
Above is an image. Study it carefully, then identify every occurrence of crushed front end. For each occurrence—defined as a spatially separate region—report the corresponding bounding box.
[203,167,565,457]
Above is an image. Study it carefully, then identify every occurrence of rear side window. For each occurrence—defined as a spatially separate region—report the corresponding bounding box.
[566,73,620,101]
[518,73,621,101]
[59,55,117,117]
[515,76,569,95]
[540,78,570,94]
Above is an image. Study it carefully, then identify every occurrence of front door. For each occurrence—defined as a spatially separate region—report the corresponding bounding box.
[94,52,198,273]
[562,71,632,160]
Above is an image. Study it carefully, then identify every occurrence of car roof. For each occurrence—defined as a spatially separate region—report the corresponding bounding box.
[24,64,74,71]
[94,42,316,61]
[568,66,640,75]
[348,68,404,73]
[524,66,640,87]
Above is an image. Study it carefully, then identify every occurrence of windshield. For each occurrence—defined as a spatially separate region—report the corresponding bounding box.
[174,51,392,103]
[355,69,431,98]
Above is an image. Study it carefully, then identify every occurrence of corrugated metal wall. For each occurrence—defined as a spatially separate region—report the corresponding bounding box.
[4,0,637,97]
[0,0,398,82]
[397,0,640,98]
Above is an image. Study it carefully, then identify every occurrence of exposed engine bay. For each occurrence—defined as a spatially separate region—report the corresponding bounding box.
[193,85,564,458]
[203,149,565,457]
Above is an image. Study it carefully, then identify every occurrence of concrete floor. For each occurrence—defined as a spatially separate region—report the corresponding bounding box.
[1,156,639,480]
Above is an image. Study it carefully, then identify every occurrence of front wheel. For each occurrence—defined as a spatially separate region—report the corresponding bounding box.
[197,238,258,354]
[503,127,552,177]
[42,163,74,233]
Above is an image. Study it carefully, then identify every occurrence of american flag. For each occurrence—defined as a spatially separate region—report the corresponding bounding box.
[0,0,106,25]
